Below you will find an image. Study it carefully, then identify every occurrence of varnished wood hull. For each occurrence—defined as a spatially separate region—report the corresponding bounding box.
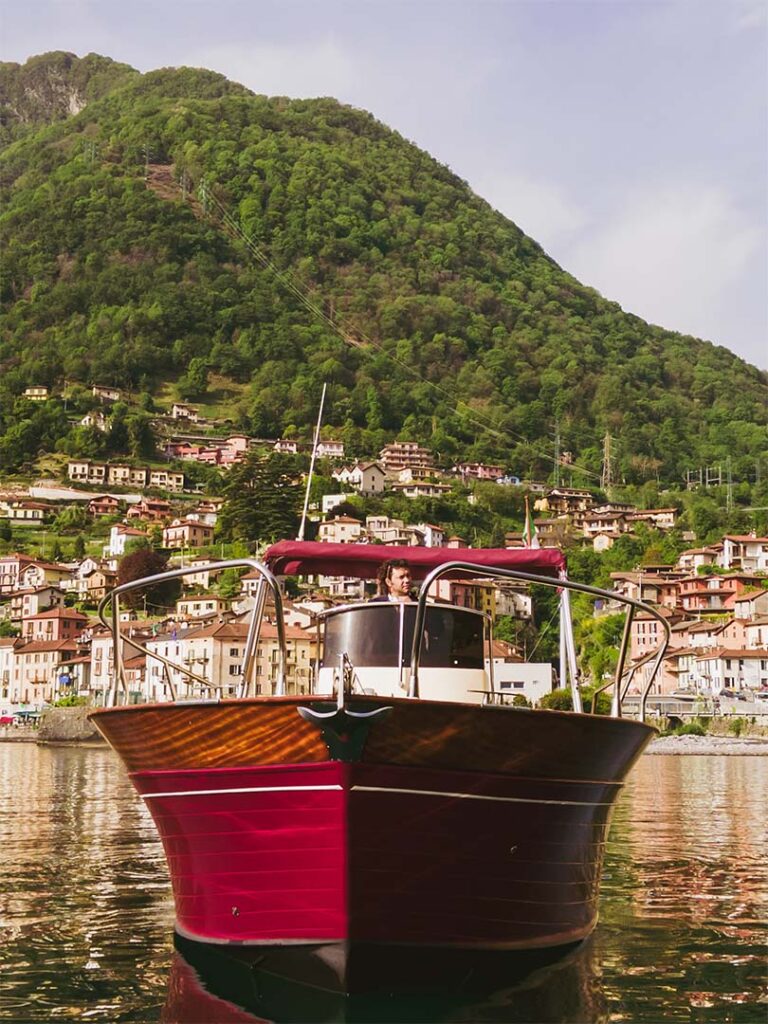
[90,696,653,962]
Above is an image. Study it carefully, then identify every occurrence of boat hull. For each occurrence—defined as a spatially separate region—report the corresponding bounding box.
[90,696,653,959]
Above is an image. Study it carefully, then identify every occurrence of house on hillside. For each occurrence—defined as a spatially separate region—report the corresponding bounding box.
[0,500,50,522]
[745,617,768,649]
[411,523,447,548]
[733,590,768,621]
[318,516,363,544]
[19,561,71,591]
[87,495,121,517]
[316,440,345,460]
[23,386,49,402]
[534,488,595,516]
[107,464,148,488]
[106,524,148,558]
[677,573,764,615]
[274,439,301,454]
[148,469,185,492]
[332,462,386,496]
[625,508,679,531]
[365,515,411,545]
[629,607,683,661]
[490,639,553,705]
[22,606,88,642]
[126,498,171,523]
[78,565,117,603]
[390,480,451,500]
[0,555,43,593]
[453,462,505,482]
[11,639,80,704]
[163,518,215,549]
[176,595,231,621]
[92,385,121,402]
[676,547,720,573]
[9,585,65,623]
[171,403,200,422]
[379,441,434,478]
[79,411,109,431]
[582,511,628,542]
[719,535,768,572]
[693,648,768,694]
[68,460,107,485]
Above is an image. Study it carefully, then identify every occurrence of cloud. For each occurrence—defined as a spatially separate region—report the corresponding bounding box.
[564,183,764,349]
[468,171,589,250]
[186,37,358,99]
[732,0,768,31]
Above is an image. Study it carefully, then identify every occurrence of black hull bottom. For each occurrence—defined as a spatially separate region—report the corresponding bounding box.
[169,931,590,1020]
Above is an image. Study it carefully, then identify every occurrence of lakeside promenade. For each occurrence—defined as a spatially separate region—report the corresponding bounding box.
[2,724,767,754]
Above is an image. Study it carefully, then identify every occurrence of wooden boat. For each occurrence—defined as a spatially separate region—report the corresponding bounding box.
[89,542,669,991]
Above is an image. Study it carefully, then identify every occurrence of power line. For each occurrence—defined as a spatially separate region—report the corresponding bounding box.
[600,432,613,493]
[181,175,602,480]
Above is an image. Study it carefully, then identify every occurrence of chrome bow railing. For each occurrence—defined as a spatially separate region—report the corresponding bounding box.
[409,563,671,722]
[97,559,286,705]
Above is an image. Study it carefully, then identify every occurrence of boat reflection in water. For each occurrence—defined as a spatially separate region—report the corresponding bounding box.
[161,933,606,1024]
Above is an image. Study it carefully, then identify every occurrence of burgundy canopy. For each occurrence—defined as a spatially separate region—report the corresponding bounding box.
[263,541,566,580]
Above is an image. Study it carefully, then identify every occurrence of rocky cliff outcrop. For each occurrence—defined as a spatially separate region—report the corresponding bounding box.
[0,51,137,135]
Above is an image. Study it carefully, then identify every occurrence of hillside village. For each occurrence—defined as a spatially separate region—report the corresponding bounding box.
[1,414,767,719]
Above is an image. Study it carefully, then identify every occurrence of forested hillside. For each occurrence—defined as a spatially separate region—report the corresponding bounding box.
[0,53,765,485]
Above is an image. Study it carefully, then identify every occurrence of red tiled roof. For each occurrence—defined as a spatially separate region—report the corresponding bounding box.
[17,639,79,653]
[24,607,88,621]
[697,647,768,659]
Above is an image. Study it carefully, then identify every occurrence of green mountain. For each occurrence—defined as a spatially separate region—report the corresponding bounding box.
[0,52,765,485]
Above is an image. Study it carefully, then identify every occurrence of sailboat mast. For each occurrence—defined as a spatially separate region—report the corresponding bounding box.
[297,382,327,541]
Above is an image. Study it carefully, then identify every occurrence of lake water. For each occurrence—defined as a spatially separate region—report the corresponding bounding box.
[0,743,765,1023]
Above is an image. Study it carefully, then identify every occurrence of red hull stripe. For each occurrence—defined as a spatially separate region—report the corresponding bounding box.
[142,784,343,800]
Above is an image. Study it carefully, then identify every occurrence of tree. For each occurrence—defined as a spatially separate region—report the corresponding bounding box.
[53,505,90,533]
[117,548,180,612]
[178,357,210,400]
[127,413,157,459]
[218,452,301,547]
[73,534,86,560]
[217,567,244,599]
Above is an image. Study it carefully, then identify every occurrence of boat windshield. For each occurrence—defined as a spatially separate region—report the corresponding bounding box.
[320,603,485,670]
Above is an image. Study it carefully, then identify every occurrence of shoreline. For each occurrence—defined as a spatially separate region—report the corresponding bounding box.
[3,730,767,755]
[647,734,768,755]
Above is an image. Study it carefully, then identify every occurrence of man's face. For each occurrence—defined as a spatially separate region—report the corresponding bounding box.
[387,566,412,599]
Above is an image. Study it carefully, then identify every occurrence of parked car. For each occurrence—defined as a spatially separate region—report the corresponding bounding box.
[721,689,748,701]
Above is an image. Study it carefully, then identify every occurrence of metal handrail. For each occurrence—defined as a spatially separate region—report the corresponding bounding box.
[408,562,671,722]
[97,559,286,705]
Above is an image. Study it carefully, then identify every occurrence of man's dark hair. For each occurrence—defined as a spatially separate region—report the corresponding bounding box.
[376,558,410,596]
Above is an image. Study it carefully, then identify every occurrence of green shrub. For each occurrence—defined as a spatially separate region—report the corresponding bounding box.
[728,717,746,738]
[674,719,708,736]
[52,694,88,707]
[539,688,573,711]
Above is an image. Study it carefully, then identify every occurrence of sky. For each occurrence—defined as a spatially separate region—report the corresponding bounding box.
[2,0,766,369]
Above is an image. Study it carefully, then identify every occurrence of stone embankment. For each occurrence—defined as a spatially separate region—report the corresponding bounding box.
[648,734,768,755]
[37,706,105,745]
